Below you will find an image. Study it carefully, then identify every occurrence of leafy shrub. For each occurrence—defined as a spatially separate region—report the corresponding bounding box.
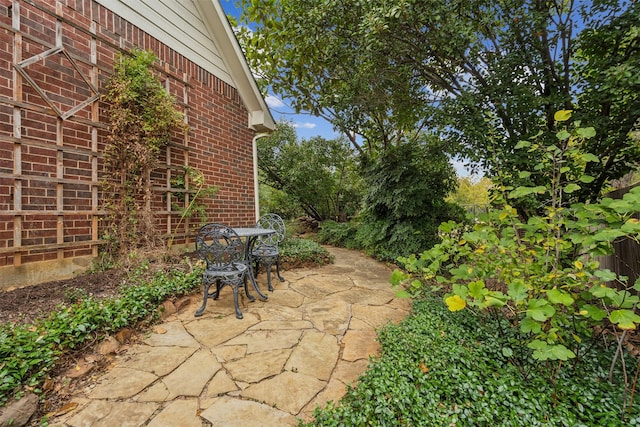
[356,139,467,261]
[280,237,334,268]
[315,220,360,249]
[303,297,639,426]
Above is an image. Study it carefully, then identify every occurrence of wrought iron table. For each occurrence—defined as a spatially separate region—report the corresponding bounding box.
[232,227,276,301]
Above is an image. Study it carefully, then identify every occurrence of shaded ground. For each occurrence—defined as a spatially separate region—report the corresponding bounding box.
[0,269,128,325]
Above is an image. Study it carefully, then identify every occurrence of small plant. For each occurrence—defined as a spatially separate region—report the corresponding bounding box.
[279,237,333,268]
[167,165,219,251]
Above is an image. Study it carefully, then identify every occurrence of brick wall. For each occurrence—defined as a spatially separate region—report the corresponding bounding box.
[0,0,258,287]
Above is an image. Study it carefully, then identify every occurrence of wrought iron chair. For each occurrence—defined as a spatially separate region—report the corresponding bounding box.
[194,223,253,319]
[250,213,286,291]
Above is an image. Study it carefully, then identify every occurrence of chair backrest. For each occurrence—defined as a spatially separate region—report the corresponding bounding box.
[195,223,244,270]
[255,213,286,246]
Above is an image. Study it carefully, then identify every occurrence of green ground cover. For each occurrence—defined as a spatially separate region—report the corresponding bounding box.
[303,297,639,426]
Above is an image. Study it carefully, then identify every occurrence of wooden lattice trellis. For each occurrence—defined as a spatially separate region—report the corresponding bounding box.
[0,0,196,271]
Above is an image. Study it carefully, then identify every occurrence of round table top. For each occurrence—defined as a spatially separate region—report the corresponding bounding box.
[232,227,276,238]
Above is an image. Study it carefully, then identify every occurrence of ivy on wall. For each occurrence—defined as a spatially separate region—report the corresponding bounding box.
[101,48,186,256]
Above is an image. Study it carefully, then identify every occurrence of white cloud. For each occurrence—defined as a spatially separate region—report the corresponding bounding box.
[293,122,317,129]
[265,95,284,108]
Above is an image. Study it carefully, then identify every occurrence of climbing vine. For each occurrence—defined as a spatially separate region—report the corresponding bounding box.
[102,48,185,257]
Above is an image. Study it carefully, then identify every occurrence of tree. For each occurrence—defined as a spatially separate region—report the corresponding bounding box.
[257,122,362,221]
[356,137,466,260]
[237,0,640,216]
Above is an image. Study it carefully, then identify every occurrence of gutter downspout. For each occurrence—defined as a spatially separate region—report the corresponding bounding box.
[252,133,270,221]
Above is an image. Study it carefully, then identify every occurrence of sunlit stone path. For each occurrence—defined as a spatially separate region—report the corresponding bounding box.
[50,246,411,426]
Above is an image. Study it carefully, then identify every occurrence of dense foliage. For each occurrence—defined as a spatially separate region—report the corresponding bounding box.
[392,115,640,373]
[236,0,640,216]
[303,297,639,426]
[257,122,362,221]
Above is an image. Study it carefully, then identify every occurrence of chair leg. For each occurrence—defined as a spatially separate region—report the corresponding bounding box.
[243,275,255,302]
[266,265,273,292]
[231,284,243,319]
[276,259,285,282]
[195,281,211,317]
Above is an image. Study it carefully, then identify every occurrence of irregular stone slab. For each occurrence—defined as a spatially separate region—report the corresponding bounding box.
[184,313,259,348]
[147,399,200,427]
[256,305,304,321]
[333,359,370,385]
[242,371,326,415]
[118,345,196,376]
[285,331,339,381]
[303,299,350,334]
[160,349,221,398]
[249,320,312,331]
[89,367,157,399]
[291,276,351,299]
[143,321,199,348]
[225,348,291,383]
[206,370,238,396]
[225,330,302,354]
[263,289,305,308]
[0,392,38,427]
[65,400,158,427]
[213,344,246,362]
[328,288,394,305]
[300,377,349,421]
[342,329,380,362]
[200,396,297,427]
[352,304,408,329]
[137,380,171,402]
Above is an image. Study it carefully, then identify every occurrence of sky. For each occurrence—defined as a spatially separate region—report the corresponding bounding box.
[219,1,472,176]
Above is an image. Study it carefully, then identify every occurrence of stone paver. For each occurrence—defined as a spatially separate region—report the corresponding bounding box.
[48,246,411,426]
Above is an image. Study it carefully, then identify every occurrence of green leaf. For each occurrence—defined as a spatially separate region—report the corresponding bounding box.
[526,299,556,322]
[514,140,531,149]
[592,229,626,242]
[621,218,640,234]
[547,289,574,307]
[395,289,411,298]
[563,183,581,193]
[575,127,596,138]
[507,279,528,303]
[582,153,600,163]
[529,342,576,361]
[509,186,546,199]
[521,317,542,333]
[579,304,607,321]
[518,171,531,179]
[610,310,640,330]
[556,130,571,140]
[468,280,486,299]
[590,283,618,298]
[389,269,406,286]
[579,175,595,183]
